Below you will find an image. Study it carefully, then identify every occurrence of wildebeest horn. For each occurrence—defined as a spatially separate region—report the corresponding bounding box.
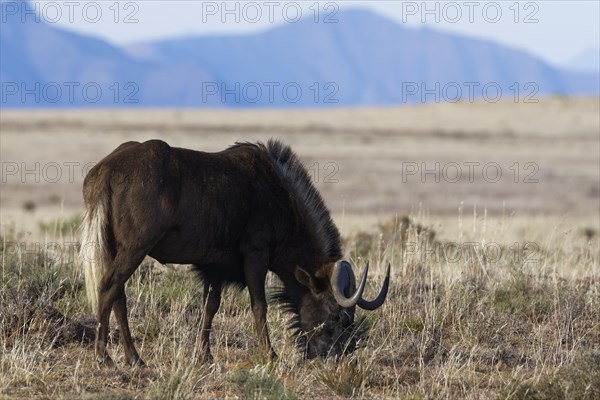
[357,263,390,310]
[331,260,368,308]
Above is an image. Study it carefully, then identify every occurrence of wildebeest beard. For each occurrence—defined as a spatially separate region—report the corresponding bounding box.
[269,287,369,359]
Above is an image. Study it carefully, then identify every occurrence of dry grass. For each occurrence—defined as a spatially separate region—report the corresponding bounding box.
[1,213,598,399]
[1,99,598,397]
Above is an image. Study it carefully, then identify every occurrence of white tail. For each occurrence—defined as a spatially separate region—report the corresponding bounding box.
[80,196,110,314]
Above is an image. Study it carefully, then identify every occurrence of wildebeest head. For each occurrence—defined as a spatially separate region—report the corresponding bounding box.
[264,139,390,358]
[286,260,390,358]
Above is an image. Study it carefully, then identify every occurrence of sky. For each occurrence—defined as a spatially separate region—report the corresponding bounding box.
[14,0,600,67]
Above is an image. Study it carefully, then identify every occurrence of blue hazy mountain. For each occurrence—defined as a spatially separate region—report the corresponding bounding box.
[2,3,598,107]
[1,0,141,106]
[0,1,216,107]
[563,47,600,73]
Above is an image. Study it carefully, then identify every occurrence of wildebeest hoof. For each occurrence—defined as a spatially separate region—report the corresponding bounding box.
[201,352,214,364]
[97,355,116,368]
[129,357,146,367]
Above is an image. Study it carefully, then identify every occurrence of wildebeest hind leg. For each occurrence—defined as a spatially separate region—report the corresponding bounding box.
[96,251,146,367]
[112,286,144,366]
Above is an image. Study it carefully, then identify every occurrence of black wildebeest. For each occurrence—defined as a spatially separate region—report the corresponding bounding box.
[80,139,390,366]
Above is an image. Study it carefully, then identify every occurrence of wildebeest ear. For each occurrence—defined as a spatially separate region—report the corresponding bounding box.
[295,267,318,294]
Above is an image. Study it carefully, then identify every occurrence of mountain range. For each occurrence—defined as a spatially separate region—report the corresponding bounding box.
[1,1,598,107]
[564,47,600,73]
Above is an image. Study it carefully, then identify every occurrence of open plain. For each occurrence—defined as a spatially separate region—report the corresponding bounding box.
[1,97,599,399]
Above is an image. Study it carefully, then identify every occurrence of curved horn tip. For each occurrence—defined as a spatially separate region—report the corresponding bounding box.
[357,262,391,311]
[355,261,369,293]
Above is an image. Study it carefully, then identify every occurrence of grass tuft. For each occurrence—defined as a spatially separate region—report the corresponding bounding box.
[313,353,376,396]
[229,367,297,400]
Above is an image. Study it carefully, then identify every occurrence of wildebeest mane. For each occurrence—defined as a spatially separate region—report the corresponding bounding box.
[231,139,342,264]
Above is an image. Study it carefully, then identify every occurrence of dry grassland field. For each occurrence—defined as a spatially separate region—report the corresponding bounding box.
[1,97,599,399]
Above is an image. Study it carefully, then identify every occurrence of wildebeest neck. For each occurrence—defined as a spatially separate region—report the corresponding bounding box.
[257,140,343,266]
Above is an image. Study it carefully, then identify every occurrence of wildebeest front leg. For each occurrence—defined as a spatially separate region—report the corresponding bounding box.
[200,281,222,362]
[243,251,276,359]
